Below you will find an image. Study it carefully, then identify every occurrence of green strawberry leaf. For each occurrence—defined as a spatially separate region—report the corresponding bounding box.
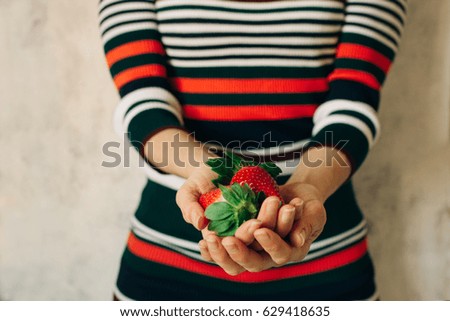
[217,224,238,237]
[208,219,236,235]
[218,184,241,207]
[258,162,282,179]
[204,202,235,221]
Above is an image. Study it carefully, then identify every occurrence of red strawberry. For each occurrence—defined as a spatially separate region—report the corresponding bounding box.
[199,187,224,209]
[198,183,262,236]
[230,165,282,201]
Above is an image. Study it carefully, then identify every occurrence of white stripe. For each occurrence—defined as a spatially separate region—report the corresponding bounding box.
[157,9,344,22]
[346,15,401,44]
[132,217,200,252]
[169,58,334,68]
[162,36,338,47]
[204,139,310,157]
[113,285,134,301]
[305,227,367,261]
[133,229,207,262]
[342,25,397,52]
[99,2,152,23]
[314,100,380,141]
[349,0,407,22]
[100,12,156,34]
[312,114,375,148]
[159,22,341,34]
[166,47,336,58]
[99,0,124,12]
[102,21,158,44]
[310,219,367,251]
[156,0,343,10]
[349,5,404,33]
[114,88,181,135]
[122,104,183,134]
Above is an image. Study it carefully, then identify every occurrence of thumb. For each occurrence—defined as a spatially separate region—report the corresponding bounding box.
[290,199,326,248]
[176,183,208,230]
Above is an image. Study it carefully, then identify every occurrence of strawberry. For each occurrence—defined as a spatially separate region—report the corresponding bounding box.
[199,188,223,209]
[206,151,283,201]
[199,152,284,236]
[230,165,282,200]
[199,183,263,236]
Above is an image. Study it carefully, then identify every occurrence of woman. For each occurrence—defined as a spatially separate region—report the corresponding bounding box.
[98,0,407,300]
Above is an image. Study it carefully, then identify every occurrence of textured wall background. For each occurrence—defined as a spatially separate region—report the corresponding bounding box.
[0,0,448,300]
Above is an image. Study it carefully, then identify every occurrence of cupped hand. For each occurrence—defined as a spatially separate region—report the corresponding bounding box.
[198,182,327,275]
[175,163,218,231]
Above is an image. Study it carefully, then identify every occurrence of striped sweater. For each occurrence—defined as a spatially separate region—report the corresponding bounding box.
[98,0,407,300]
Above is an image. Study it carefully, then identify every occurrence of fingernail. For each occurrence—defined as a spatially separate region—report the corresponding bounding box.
[294,199,304,209]
[282,207,295,223]
[196,216,204,229]
[256,231,270,242]
[296,230,306,247]
[206,236,218,249]
[223,242,238,254]
[249,220,262,231]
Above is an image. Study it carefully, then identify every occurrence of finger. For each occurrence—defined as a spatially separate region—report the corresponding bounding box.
[234,219,263,245]
[254,228,292,266]
[176,185,208,230]
[290,199,326,248]
[289,198,304,220]
[201,226,216,240]
[275,204,296,238]
[221,237,275,273]
[198,240,213,262]
[206,235,245,276]
[257,196,282,230]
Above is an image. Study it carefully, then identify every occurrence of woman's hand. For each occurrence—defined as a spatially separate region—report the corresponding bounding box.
[198,182,327,275]
[175,162,218,231]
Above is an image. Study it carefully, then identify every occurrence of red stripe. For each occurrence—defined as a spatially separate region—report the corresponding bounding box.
[328,69,381,90]
[127,233,368,283]
[113,64,166,89]
[183,105,317,121]
[336,43,391,73]
[106,40,165,67]
[170,78,328,94]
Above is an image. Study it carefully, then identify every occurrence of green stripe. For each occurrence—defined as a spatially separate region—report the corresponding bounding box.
[348,2,406,25]
[159,18,343,26]
[161,31,342,38]
[168,66,333,78]
[102,18,157,37]
[345,22,398,47]
[165,43,337,51]
[127,108,181,149]
[179,93,327,106]
[100,9,154,25]
[169,54,336,61]
[348,12,401,36]
[335,58,386,85]
[157,5,344,15]
[109,54,166,76]
[340,33,395,60]
[104,29,162,52]
[329,110,377,137]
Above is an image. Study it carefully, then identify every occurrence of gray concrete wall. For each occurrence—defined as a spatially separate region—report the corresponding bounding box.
[0,0,448,300]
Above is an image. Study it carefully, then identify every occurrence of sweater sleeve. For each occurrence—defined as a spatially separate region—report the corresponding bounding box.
[310,0,407,174]
[98,0,183,154]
